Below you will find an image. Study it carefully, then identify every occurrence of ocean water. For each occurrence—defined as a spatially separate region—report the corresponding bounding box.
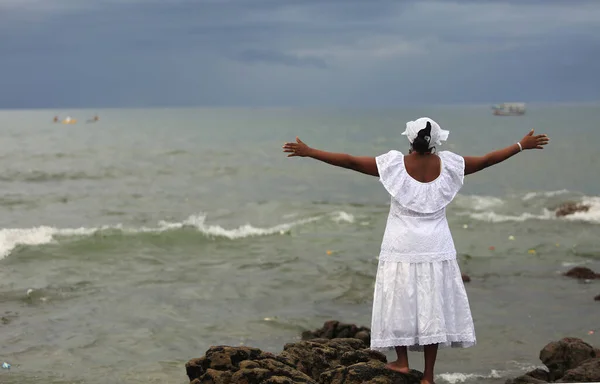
[0,105,599,384]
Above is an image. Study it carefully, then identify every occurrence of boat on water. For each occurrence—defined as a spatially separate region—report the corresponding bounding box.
[61,116,77,124]
[492,102,526,116]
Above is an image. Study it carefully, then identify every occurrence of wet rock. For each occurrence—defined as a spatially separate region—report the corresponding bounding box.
[186,338,423,384]
[279,338,384,380]
[557,358,600,382]
[320,360,422,384]
[301,321,371,346]
[462,274,471,283]
[505,368,550,384]
[185,345,314,384]
[563,267,599,280]
[539,337,597,380]
[555,202,590,217]
[506,337,600,383]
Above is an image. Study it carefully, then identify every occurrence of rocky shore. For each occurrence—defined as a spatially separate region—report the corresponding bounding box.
[185,321,600,384]
[185,263,599,383]
[505,337,600,383]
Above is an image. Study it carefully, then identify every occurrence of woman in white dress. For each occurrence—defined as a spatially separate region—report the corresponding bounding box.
[282,117,549,384]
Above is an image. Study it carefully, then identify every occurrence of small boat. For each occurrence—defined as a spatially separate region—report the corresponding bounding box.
[492,103,526,116]
[61,116,77,124]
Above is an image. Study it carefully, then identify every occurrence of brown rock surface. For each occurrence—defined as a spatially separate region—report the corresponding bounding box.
[320,360,422,384]
[301,321,371,346]
[555,202,590,217]
[539,337,597,380]
[563,266,599,280]
[186,338,423,384]
[557,358,600,383]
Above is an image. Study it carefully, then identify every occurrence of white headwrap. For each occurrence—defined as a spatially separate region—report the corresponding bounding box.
[401,117,449,149]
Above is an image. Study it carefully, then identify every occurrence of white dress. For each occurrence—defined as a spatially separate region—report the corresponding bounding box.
[370,150,476,352]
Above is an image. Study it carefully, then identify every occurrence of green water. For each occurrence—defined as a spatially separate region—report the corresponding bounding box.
[0,104,599,384]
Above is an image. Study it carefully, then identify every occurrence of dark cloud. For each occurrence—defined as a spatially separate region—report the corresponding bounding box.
[236,49,327,69]
[0,0,598,107]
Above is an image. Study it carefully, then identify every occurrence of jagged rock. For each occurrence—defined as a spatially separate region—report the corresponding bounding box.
[555,202,590,217]
[320,360,422,384]
[563,266,599,280]
[279,338,385,380]
[186,338,423,384]
[539,337,598,380]
[557,358,600,382]
[505,368,550,384]
[185,345,315,384]
[301,321,371,346]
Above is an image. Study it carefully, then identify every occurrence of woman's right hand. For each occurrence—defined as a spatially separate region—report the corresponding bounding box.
[520,130,550,150]
[283,137,312,157]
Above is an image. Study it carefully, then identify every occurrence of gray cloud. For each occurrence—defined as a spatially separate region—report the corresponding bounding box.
[236,49,327,69]
[0,0,599,107]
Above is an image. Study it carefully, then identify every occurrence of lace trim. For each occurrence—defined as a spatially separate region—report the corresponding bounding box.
[370,333,476,352]
[378,251,456,263]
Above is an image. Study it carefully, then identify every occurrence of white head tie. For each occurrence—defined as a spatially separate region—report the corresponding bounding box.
[401,117,449,149]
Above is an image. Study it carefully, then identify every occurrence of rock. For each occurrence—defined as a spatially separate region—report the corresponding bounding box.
[505,368,550,384]
[301,321,371,346]
[320,360,422,384]
[186,338,423,384]
[539,337,597,380]
[594,294,600,301]
[185,345,315,384]
[563,267,599,280]
[555,202,590,217]
[279,338,384,380]
[557,357,600,382]
[353,331,370,346]
[462,274,471,283]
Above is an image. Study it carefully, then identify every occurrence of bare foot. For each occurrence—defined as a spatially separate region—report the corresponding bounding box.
[385,361,410,374]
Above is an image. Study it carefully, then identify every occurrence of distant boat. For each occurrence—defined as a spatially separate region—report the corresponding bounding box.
[492,103,526,116]
[61,116,77,124]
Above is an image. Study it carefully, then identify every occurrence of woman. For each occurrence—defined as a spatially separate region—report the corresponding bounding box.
[282,117,549,384]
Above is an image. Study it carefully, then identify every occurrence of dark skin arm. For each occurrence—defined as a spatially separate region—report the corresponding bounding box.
[282,137,379,177]
[464,129,549,175]
[283,129,550,177]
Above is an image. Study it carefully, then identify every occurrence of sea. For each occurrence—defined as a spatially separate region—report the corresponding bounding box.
[0,104,599,384]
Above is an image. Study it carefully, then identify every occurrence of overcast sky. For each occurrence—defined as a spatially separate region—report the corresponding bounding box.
[1,0,599,108]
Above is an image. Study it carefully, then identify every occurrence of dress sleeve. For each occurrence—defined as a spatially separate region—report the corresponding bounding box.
[375,150,404,198]
[438,151,465,188]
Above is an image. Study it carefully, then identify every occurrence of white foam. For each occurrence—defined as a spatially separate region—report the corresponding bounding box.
[0,214,322,259]
[437,369,502,383]
[0,226,101,259]
[455,195,504,211]
[330,211,355,223]
[462,209,555,223]
[561,260,592,267]
[157,214,321,239]
[522,189,570,201]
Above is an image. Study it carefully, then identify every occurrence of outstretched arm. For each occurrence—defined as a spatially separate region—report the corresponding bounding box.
[464,129,549,175]
[283,137,379,177]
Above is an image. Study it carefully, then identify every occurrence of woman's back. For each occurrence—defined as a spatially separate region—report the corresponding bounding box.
[403,154,441,183]
[375,150,465,262]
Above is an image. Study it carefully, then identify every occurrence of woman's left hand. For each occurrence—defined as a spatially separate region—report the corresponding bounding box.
[283,137,311,157]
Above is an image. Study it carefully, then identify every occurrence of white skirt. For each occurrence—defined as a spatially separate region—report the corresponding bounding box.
[370,258,476,352]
